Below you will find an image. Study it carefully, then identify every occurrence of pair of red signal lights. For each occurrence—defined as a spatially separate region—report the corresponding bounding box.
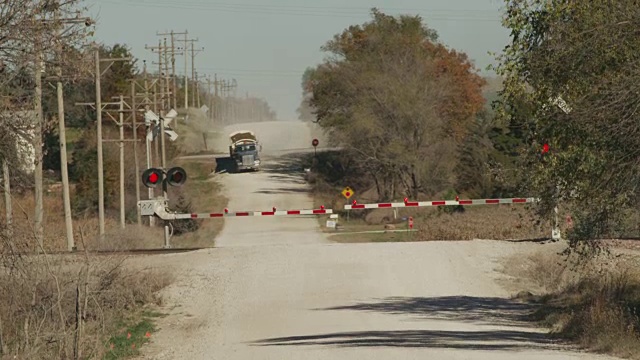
[142,166,187,188]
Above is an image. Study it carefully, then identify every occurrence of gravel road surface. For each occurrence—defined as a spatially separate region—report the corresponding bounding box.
[140,120,617,360]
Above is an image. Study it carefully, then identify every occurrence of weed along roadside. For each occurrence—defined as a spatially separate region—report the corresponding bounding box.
[502,247,640,358]
[104,310,165,360]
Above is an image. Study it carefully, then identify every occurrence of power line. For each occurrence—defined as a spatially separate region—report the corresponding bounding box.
[105,0,500,14]
[99,0,500,21]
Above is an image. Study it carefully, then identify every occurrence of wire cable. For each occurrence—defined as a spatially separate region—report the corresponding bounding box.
[99,0,500,21]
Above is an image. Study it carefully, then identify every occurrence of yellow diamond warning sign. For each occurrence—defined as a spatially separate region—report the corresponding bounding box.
[341,186,354,199]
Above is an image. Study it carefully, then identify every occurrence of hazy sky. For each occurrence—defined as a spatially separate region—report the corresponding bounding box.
[88,0,509,120]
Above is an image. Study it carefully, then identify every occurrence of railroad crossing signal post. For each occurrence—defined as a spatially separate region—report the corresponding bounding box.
[141,166,187,248]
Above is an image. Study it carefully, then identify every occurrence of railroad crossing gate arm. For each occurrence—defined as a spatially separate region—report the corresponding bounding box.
[137,199,332,220]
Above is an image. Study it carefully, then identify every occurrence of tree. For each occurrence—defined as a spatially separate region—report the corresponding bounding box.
[493,0,640,245]
[297,67,316,122]
[307,9,485,200]
[100,43,138,97]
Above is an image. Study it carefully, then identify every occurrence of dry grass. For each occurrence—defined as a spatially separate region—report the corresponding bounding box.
[0,110,229,358]
[503,247,640,358]
[0,225,173,359]
[314,196,551,242]
[413,206,550,241]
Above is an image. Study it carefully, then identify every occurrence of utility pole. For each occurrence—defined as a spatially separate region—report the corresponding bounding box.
[207,75,212,122]
[94,48,105,237]
[184,32,188,109]
[195,71,201,108]
[2,159,11,239]
[53,10,76,251]
[131,81,141,225]
[169,34,176,110]
[76,50,132,238]
[34,46,44,249]
[178,38,203,108]
[214,74,219,122]
[142,62,154,226]
[191,42,195,107]
[118,95,125,229]
[156,30,187,111]
[56,61,74,251]
[81,95,139,230]
[163,38,171,109]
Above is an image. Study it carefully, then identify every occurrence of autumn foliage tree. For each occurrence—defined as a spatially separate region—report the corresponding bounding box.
[304,9,485,200]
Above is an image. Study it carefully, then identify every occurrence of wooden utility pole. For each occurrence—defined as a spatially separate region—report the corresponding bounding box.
[184,32,188,109]
[94,48,105,237]
[53,12,75,251]
[173,33,191,109]
[2,159,11,238]
[34,47,44,249]
[56,71,74,250]
[76,51,132,238]
[191,42,196,107]
[214,74,219,121]
[157,30,187,111]
[83,96,141,230]
[207,75,212,121]
[163,38,171,109]
[131,81,141,225]
[143,63,155,226]
[178,38,203,108]
[169,34,176,110]
[141,62,154,226]
[195,71,201,108]
[118,95,125,229]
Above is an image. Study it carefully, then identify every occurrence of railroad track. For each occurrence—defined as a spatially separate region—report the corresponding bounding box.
[14,247,209,257]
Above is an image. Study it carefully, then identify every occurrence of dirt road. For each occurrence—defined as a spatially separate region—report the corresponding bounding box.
[141,120,617,359]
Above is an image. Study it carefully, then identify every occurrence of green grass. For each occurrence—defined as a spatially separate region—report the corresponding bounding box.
[104,311,165,360]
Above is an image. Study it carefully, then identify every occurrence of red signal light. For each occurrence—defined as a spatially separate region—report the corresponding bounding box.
[141,168,163,188]
[542,143,549,154]
[148,172,159,184]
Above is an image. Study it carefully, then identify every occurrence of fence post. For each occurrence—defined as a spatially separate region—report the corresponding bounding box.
[552,205,561,241]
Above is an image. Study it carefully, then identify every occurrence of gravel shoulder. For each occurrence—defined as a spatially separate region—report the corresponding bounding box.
[137,120,619,360]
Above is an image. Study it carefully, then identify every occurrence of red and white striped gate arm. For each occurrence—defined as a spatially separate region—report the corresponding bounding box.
[172,206,332,220]
[344,197,539,210]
